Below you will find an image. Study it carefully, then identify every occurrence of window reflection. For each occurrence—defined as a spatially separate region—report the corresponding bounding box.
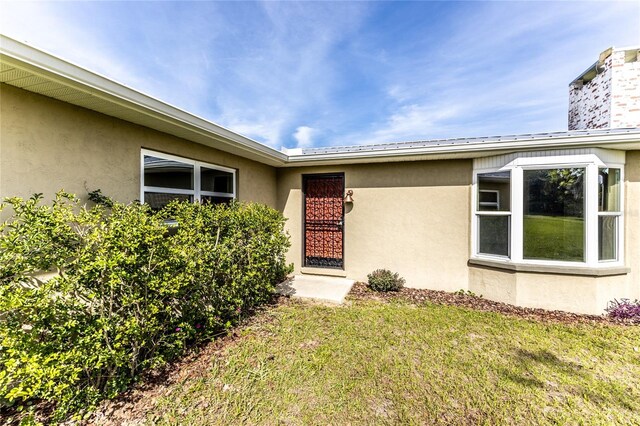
[144,155,194,190]
[523,168,584,261]
[598,168,620,212]
[201,167,234,193]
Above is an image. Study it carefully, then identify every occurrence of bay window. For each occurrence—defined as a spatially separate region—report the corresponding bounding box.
[141,149,236,210]
[473,150,624,268]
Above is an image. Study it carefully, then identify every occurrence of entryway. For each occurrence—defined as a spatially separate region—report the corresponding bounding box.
[277,275,354,304]
[302,173,345,269]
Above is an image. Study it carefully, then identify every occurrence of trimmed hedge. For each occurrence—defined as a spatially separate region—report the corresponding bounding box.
[0,192,291,420]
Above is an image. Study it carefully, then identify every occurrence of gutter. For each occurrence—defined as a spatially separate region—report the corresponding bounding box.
[0,35,288,166]
[285,132,640,165]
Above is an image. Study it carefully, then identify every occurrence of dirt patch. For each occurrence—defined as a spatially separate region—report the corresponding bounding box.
[348,282,632,326]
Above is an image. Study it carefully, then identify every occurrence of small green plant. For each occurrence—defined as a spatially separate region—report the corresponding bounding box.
[87,188,114,207]
[454,289,482,298]
[367,269,405,292]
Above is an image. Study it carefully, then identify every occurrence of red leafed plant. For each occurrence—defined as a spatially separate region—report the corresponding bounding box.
[606,299,640,324]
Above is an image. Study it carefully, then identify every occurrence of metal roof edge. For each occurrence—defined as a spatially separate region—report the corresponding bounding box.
[569,61,599,87]
[1,35,639,169]
[0,35,288,166]
[284,131,640,164]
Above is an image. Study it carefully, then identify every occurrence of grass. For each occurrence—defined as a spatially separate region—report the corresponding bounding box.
[524,215,584,261]
[142,300,640,425]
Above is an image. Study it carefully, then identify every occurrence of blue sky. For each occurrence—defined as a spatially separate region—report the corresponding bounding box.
[1,1,638,149]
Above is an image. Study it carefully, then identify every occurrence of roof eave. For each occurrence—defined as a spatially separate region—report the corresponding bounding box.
[283,133,640,166]
[0,35,288,167]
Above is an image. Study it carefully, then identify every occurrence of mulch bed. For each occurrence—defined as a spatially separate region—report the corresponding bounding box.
[348,282,634,326]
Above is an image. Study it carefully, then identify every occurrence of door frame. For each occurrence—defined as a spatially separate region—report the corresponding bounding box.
[302,172,345,269]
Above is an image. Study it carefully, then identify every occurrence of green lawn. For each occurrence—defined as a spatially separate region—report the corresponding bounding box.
[524,215,584,261]
[140,300,640,425]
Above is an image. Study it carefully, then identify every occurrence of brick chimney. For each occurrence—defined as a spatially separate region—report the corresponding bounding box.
[568,47,640,130]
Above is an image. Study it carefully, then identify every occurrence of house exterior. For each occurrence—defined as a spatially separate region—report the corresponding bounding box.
[2,36,639,315]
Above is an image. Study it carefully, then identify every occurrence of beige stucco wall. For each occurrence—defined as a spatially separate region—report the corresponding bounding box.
[624,150,640,298]
[278,151,639,315]
[3,83,638,315]
[0,84,277,207]
[469,150,640,315]
[277,160,473,291]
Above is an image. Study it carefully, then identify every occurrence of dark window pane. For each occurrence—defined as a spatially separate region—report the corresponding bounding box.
[599,216,617,261]
[201,167,234,193]
[201,195,233,206]
[523,168,585,261]
[478,215,509,256]
[478,171,510,211]
[144,192,192,210]
[144,155,193,190]
[599,168,621,212]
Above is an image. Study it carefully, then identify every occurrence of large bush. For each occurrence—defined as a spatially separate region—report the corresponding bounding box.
[0,192,291,420]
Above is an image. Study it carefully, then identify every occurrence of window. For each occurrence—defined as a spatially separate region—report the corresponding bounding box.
[477,172,510,257]
[473,151,624,267]
[141,149,236,210]
[598,168,621,261]
[523,168,585,262]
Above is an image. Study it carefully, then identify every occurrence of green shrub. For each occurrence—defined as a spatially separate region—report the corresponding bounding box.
[367,269,405,292]
[454,289,482,298]
[0,192,291,421]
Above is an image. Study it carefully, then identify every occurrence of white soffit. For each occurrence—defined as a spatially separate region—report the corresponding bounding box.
[0,35,287,167]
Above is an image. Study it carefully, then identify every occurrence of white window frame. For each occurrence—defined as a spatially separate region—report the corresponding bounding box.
[472,152,625,268]
[140,149,236,205]
[474,174,511,260]
[597,167,623,263]
[478,189,500,210]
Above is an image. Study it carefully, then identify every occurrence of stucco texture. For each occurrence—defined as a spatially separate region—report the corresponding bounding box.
[3,83,639,315]
[0,84,277,207]
[469,150,640,315]
[277,160,472,291]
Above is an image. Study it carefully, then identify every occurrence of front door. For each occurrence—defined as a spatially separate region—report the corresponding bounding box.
[303,173,344,269]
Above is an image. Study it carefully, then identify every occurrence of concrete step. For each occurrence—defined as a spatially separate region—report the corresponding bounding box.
[276,274,354,304]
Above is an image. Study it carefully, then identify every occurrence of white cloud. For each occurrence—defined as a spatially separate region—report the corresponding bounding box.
[293,126,316,148]
[338,1,640,146]
[1,1,637,149]
[219,114,286,148]
[0,2,144,90]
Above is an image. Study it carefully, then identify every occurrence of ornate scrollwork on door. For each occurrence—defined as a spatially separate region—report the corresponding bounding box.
[304,175,344,268]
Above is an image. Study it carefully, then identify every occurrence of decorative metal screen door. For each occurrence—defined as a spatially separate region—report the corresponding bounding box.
[303,174,344,269]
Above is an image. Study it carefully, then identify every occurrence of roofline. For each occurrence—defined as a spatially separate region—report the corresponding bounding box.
[0,35,288,166]
[569,45,640,86]
[1,35,639,168]
[284,130,640,166]
[569,61,599,87]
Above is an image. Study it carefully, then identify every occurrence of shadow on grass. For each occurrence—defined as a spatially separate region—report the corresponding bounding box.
[502,348,636,412]
[515,349,584,374]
